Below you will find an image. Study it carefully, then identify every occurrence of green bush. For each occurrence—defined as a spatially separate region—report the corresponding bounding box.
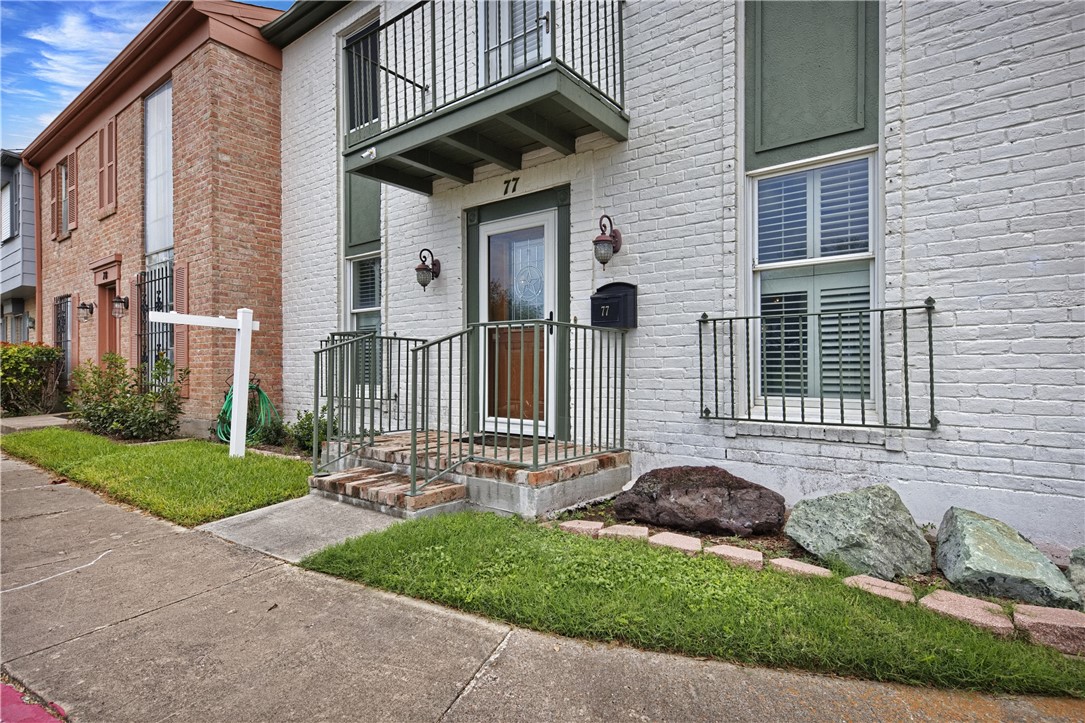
[0,342,65,416]
[68,353,189,441]
[287,407,342,454]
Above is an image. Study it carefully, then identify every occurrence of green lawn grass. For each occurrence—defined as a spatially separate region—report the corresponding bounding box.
[302,512,1085,697]
[1,428,310,526]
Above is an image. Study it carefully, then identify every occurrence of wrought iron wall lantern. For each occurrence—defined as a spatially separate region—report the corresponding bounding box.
[26,316,35,331]
[112,296,130,319]
[77,301,95,323]
[593,214,623,268]
[416,248,441,291]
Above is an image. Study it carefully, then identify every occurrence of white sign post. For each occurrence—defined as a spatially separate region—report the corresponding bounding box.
[149,308,261,458]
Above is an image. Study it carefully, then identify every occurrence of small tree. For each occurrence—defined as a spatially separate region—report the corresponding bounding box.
[0,342,65,416]
[68,354,189,440]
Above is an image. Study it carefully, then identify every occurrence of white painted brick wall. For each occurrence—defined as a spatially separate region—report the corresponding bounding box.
[280,1,1084,546]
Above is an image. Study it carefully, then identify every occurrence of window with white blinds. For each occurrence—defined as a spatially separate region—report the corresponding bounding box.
[351,256,381,334]
[754,155,874,403]
[482,1,553,83]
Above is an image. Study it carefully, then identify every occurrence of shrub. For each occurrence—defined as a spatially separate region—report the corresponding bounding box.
[0,342,65,416]
[68,354,189,441]
[287,407,340,454]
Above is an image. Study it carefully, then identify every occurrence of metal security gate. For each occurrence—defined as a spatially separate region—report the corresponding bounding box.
[136,261,174,390]
[53,294,71,386]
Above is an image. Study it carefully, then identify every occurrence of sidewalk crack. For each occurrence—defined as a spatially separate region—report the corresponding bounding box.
[438,628,513,722]
[2,561,286,665]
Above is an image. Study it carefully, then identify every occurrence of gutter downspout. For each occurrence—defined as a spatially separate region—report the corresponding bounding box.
[32,164,42,343]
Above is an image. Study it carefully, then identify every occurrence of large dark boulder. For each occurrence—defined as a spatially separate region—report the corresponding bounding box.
[784,485,932,580]
[612,466,785,537]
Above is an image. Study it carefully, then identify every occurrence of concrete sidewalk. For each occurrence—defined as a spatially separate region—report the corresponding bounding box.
[0,413,71,435]
[1,455,1082,722]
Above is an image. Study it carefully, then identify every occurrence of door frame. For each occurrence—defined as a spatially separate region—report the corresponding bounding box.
[465,185,570,439]
[477,208,558,435]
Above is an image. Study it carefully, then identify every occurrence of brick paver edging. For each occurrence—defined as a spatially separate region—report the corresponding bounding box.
[550,520,1085,656]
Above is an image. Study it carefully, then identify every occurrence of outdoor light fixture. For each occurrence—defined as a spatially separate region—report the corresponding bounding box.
[112,296,130,319]
[593,214,623,269]
[26,316,35,331]
[77,301,95,323]
[416,248,441,291]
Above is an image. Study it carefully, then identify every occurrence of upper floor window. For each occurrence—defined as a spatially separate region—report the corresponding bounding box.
[1,182,10,240]
[145,82,173,257]
[482,1,553,82]
[752,154,875,404]
[345,24,380,135]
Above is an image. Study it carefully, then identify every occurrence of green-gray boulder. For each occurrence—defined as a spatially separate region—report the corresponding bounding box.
[1067,546,1085,609]
[784,485,931,580]
[936,508,1082,609]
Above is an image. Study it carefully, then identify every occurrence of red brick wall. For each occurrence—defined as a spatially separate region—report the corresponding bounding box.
[174,41,283,423]
[38,39,282,432]
[39,101,144,372]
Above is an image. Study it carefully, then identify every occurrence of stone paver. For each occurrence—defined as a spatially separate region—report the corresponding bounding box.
[705,543,764,570]
[648,531,702,555]
[769,557,832,578]
[558,520,605,537]
[597,524,650,540]
[1013,604,1085,655]
[918,590,1014,637]
[843,575,915,604]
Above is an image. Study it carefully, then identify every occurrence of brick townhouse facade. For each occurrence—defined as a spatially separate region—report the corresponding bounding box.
[268,1,1083,545]
[23,1,284,434]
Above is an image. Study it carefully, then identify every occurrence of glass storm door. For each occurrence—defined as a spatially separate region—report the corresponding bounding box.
[478,210,558,435]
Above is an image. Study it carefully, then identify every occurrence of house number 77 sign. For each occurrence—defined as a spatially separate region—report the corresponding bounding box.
[148,308,261,458]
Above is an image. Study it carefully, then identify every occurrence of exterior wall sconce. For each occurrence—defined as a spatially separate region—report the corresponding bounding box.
[27,316,35,331]
[593,214,623,268]
[416,248,441,291]
[112,296,130,319]
[77,301,95,323]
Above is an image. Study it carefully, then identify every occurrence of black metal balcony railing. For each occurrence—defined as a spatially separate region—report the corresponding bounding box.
[345,0,625,144]
[697,300,938,431]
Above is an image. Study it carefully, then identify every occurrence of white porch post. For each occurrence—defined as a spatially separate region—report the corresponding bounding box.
[228,308,255,458]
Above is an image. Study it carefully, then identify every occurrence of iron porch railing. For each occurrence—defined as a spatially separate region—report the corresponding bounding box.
[697,299,938,431]
[345,0,625,145]
[313,332,426,473]
[53,294,71,387]
[408,319,627,494]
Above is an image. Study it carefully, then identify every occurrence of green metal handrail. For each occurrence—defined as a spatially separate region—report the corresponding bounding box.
[312,332,426,474]
[408,319,628,495]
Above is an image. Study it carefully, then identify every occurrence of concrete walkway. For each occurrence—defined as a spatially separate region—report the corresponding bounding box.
[197,493,399,562]
[0,413,71,435]
[1,455,1082,722]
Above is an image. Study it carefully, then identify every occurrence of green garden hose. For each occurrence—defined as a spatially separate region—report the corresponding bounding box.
[216,378,281,444]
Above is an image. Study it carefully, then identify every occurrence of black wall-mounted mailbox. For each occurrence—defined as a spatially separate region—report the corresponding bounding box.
[590,282,637,329]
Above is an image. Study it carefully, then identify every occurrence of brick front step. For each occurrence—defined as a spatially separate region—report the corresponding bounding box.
[310,469,465,512]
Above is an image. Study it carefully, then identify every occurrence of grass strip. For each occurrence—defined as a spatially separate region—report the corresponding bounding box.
[302,512,1085,697]
[1,427,310,526]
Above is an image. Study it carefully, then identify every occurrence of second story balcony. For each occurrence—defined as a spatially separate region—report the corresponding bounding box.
[344,0,628,194]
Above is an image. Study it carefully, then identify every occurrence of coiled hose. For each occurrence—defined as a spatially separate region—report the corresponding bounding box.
[216,378,281,444]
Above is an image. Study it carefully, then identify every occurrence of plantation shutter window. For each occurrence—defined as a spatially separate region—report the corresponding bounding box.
[351,256,381,335]
[753,156,874,404]
[145,83,174,255]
